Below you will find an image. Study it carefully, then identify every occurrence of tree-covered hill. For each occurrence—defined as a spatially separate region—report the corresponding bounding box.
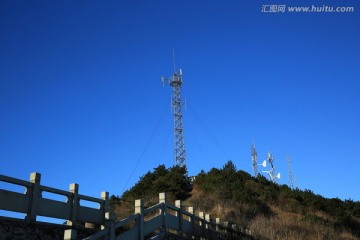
[111,161,360,239]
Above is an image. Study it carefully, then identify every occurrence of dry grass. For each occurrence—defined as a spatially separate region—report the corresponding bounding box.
[248,206,358,240]
[183,186,359,239]
[113,185,359,240]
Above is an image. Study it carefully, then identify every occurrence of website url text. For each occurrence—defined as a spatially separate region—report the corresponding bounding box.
[261,5,355,13]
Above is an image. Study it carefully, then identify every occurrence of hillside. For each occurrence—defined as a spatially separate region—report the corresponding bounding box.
[110,161,360,239]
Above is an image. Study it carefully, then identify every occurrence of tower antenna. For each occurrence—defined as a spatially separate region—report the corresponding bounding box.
[162,60,186,167]
[172,49,176,73]
[262,151,280,183]
[251,144,258,177]
[286,154,296,189]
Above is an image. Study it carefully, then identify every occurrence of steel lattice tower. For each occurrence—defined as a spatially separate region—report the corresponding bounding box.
[286,154,296,189]
[251,144,258,177]
[162,69,186,167]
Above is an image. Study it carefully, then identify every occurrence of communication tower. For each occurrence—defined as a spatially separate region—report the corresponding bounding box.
[251,144,258,177]
[262,152,280,183]
[162,68,186,167]
[286,154,296,189]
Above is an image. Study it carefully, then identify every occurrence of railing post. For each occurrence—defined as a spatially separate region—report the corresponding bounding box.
[223,221,228,235]
[188,206,194,235]
[65,183,79,240]
[205,214,211,239]
[102,191,110,210]
[205,214,210,229]
[67,183,79,227]
[199,212,205,240]
[199,212,204,226]
[175,200,183,236]
[25,172,41,223]
[187,207,194,221]
[64,229,77,240]
[105,212,115,240]
[101,191,114,240]
[101,191,110,230]
[215,218,220,232]
[135,199,144,240]
[159,192,168,236]
[215,217,221,239]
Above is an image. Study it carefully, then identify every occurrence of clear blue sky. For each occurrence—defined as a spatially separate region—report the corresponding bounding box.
[1,0,359,210]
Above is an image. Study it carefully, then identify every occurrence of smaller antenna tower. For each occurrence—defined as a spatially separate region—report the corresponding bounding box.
[251,144,258,177]
[262,152,280,183]
[286,154,296,189]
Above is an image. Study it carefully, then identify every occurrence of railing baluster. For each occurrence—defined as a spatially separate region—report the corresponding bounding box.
[135,199,144,240]
[25,172,41,223]
[159,192,168,236]
[175,200,183,236]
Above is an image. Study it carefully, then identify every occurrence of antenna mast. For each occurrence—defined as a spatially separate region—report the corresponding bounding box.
[286,154,295,189]
[251,144,258,177]
[262,151,280,183]
[162,66,186,167]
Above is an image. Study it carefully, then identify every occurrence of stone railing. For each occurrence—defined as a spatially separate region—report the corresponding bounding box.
[1,173,246,240]
[0,172,109,239]
[84,193,243,240]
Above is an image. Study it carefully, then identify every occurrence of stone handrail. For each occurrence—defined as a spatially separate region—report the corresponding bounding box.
[0,172,109,231]
[1,173,245,240]
[84,193,241,240]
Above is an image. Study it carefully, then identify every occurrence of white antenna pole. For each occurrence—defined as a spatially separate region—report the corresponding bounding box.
[173,49,176,73]
[161,76,165,87]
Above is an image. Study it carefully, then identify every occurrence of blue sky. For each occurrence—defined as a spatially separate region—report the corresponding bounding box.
[1,0,360,214]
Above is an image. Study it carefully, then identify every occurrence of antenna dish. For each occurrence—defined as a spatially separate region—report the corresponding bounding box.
[277,173,281,179]
[261,160,266,168]
[179,69,182,75]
